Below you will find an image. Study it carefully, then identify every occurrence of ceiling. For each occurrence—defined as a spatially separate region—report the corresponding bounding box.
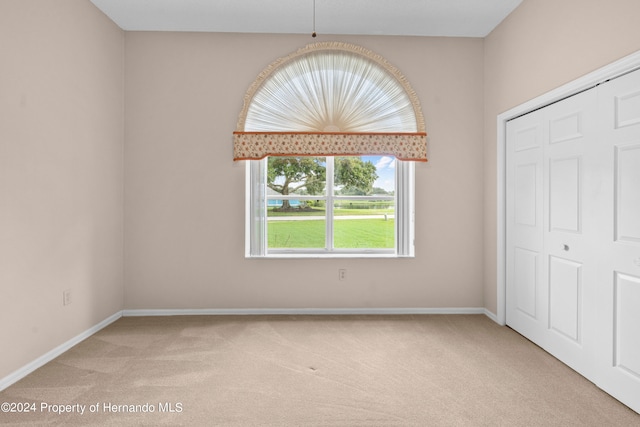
[89,0,523,38]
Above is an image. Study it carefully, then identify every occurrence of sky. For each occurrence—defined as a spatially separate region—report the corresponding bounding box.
[363,155,395,192]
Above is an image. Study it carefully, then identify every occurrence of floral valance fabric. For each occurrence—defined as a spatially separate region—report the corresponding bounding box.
[233,132,427,161]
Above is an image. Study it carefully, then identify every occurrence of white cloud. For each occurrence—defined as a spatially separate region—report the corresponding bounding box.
[375,156,395,170]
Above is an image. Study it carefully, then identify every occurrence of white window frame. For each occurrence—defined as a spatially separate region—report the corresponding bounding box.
[246,157,414,258]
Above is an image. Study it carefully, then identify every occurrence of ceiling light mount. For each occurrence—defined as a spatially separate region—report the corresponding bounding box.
[312,0,317,37]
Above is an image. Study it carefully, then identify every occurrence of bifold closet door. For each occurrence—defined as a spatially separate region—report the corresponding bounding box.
[506,89,599,380]
[506,107,545,344]
[507,68,640,414]
[593,68,640,413]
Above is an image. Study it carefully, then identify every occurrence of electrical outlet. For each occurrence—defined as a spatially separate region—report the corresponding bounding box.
[63,289,72,306]
[338,269,347,281]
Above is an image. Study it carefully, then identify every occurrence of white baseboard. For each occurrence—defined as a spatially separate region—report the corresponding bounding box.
[122,307,487,316]
[483,308,502,325]
[0,311,122,392]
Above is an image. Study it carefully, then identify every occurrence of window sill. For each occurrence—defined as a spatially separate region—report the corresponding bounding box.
[246,253,414,259]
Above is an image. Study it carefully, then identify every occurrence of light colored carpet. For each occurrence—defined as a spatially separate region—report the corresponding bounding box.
[1,315,638,426]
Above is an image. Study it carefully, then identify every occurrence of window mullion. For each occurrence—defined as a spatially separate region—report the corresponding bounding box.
[396,161,415,257]
[326,157,334,251]
[247,159,267,257]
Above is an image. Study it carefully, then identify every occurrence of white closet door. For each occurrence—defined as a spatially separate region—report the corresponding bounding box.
[594,69,640,413]
[506,109,545,344]
[506,89,598,379]
[542,89,598,378]
[507,69,640,413]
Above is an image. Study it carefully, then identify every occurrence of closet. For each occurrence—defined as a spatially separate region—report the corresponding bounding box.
[506,69,640,413]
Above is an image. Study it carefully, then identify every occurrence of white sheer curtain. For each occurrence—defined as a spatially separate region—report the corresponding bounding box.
[233,42,427,161]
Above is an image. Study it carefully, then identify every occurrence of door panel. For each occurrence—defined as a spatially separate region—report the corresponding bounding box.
[549,156,581,233]
[514,163,538,227]
[595,68,640,413]
[507,88,597,380]
[514,247,538,318]
[615,89,640,128]
[549,111,584,144]
[615,144,640,243]
[514,125,541,151]
[549,256,582,343]
[542,89,597,376]
[506,110,545,342]
[614,272,640,381]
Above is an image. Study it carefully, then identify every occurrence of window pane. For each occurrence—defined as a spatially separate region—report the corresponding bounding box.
[266,156,327,249]
[268,215,326,248]
[334,155,395,196]
[268,156,326,198]
[333,199,395,249]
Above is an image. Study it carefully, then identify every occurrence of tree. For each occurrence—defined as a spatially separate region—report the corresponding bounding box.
[267,157,326,210]
[334,157,378,195]
[371,187,390,195]
[267,156,378,211]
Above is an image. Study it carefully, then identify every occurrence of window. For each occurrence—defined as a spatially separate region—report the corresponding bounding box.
[237,43,425,258]
[246,155,414,257]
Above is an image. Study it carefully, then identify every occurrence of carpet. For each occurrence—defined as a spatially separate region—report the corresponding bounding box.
[1,314,638,426]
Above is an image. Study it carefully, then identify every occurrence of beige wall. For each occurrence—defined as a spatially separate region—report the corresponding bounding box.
[0,0,124,379]
[483,0,640,314]
[124,33,485,310]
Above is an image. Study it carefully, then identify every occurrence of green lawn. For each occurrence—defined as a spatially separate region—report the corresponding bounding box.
[268,218,394,248]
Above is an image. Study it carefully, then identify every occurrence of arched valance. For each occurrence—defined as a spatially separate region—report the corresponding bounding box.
[233,42,427,161]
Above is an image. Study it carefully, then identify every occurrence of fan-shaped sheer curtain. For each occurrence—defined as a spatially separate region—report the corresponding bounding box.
[233,42,427,161]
